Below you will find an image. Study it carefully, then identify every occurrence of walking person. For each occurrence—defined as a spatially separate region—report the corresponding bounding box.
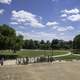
[1,58,4,66]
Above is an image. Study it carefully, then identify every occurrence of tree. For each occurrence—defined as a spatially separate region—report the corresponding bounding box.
[0,24,16,50]
[73,34,80,54]
[14,35,23,52]
[40,40,45,44]
[34,40,39,49]
[51,39,59,49]
[64,40,73,49]
[73,34,80,49]
[45,40,51,50]
[39,40,45,49]
[23,40,30,49]
[28,39,35,49]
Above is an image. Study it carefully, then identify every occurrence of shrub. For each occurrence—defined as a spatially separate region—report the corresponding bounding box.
[0,54,18,60]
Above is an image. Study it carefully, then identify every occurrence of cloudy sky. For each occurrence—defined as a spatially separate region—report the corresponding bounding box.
[0,0,80,41]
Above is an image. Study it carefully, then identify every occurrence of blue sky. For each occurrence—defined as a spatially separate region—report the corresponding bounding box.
[0,0,80,41]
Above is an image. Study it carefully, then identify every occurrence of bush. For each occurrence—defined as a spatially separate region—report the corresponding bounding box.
[39,56,46,62]
[0,54,18,60]
[72,49,80,54]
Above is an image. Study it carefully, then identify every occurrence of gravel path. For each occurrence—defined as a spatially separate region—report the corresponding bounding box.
[0,62,80,80]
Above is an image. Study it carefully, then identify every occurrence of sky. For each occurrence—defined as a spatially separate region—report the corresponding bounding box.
[0,0,80,41]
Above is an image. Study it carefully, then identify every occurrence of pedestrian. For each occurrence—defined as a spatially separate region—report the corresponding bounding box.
[1,58,4,66]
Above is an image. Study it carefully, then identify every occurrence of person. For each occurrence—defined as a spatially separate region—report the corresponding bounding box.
[26,57,29,64]
[49,57,53,63]
[1,58,4,66]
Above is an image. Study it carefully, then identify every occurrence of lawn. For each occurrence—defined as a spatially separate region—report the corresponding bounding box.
[0,50,69,57]
[1,50,80,61]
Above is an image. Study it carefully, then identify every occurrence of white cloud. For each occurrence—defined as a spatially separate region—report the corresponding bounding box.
[61,8,80,22]
[57,26,74,32]
[18,26,25,29]
[61,14,67,17]
[0,9,4,15]
[0,0,12,4]
[30,22,44,28]
[46,21,59,29]
[66,26,74,30]
[60,33,64,35]
[46,20,74,32]
[16,31,57,41]
[61,19,66,21]
[52,26,58,29]
[67,14,80,21]
[16,30,74,41]
[46,21,58,26]
[57,27,67,32]
[11,10,45,28]
[10,22,18,25]
[62,8,79,14]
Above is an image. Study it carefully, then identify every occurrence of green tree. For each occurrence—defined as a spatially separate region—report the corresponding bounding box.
[45,40,51,50]
[28,39,35,49]
[34,40,39,49]
[14,35,23,52]
[23,40,30,49]
[73,34,80,49]
[39,40,45,49]
[73,34,80,54]
[40,40,45,44]
[0,24,16,50]
[51,39,59,49]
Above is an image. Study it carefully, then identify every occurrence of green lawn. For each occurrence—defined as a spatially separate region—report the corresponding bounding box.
[0,50,69,57]
[0,50,80,60]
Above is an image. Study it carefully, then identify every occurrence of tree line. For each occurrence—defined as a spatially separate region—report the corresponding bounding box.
[23,39,73,50]
[0,24,80,52]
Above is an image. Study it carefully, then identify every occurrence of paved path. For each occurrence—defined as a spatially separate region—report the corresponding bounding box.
[72,53,80,56]
[53,52,72,57]
[3,60,16,66]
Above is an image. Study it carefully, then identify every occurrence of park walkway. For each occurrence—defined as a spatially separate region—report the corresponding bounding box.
[53,52,72,57]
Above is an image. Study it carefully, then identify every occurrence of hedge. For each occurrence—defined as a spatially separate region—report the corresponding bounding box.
[0,54,18,60]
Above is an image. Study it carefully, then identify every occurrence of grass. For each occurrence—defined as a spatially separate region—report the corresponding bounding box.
[1,50,80,60]
[0,50,69,57]
[0,50,80,61]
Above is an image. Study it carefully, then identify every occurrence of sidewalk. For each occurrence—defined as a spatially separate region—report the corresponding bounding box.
[3,60,16,66]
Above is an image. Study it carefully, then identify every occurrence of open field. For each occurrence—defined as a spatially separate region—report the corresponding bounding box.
[1,50,80,61]
[1,62,80,80]
[0,50,69,57]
